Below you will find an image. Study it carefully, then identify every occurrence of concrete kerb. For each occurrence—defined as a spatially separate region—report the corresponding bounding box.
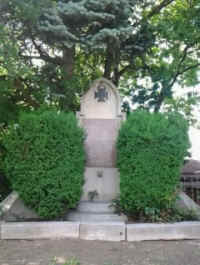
[127,222,200,242]
[79,222,126,241]
[1,191,200,242]
[1,221,80,240]
[1,221,200,241]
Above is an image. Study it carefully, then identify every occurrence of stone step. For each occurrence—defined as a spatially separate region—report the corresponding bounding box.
[66,212,126,222]
[77,201,114,214]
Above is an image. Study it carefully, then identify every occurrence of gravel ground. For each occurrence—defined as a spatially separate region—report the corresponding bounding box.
[0,239,200,265]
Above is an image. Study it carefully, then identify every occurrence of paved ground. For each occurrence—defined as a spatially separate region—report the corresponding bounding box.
[0,239,200,265]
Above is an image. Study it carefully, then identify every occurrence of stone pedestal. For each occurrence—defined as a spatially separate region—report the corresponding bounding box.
[83,119,120,167]
[81,167,120,202]
[66,78,126,222]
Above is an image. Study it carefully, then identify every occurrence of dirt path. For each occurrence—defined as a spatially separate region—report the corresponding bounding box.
[0,239,200,265]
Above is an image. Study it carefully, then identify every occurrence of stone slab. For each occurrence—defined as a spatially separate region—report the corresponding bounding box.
[175,192,200,220]
[83,119,120,167]
[127,222,200,242]
[1,222,80,240]
[81,167,120,201]
[77,201,114,213]
[80,222,125,241]
[80,78,122,119]
[67,212,126,222]
[0,191,40,221]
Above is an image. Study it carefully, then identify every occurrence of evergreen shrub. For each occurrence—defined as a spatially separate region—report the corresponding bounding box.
[2,110,85,219]
[116,110,190,216]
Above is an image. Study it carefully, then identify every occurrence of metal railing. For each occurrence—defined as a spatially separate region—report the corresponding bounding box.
[180,174,200,205]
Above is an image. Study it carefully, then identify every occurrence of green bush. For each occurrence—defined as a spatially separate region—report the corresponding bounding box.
[2,110,85,219]
[116,110,190,216]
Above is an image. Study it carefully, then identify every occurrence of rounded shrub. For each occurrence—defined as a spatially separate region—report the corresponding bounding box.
[116,110,190,216]
[2,110,85,219]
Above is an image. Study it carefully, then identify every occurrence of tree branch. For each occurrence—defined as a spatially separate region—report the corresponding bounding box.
[104,43,114,79]
[20,55,43,60]
[170,62,200,88]
[169,44,199,88]
[147,0,175,19]
[31,37,63,66]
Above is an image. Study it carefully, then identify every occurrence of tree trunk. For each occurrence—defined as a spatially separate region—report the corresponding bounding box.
[58,46,76,111]
[112,47,120,86]
[63,46,75,79]
[104,44,113,80]
[154,94,164,112]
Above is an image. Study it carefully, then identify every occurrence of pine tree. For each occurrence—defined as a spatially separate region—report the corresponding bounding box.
[1,0,200,113]
[37,0,144,83]
[1,0,153,84]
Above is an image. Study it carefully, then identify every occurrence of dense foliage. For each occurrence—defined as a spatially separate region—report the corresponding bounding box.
[116,110,190,217]
[0,0,200,119]
[2,110,85,219]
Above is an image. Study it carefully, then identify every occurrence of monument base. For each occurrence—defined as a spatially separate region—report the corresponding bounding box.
[81,167,120,201]
[65,167,127,222]
[66,201,127,222]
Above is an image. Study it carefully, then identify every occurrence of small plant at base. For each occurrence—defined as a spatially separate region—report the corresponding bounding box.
[88,190,98,201]
[49,257,80,265]
[64,257,80,265]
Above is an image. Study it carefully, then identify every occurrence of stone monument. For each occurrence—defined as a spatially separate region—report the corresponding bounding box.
[67,78,126,222]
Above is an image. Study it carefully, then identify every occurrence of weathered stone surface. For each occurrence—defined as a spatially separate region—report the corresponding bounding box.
[80,222,125,241]
[79,78,122,119]
[0,191,18,214]
[1,222,80,240]
[74,78,126,222]
[83,119,120,167]
[0,191,40,221]
[81,167,120,201]
[78,78,125,168]
[2,221,200,241]
[127,222,200,241]
[77,201,114,213]
[66,201,127,222]
[175,192,200,220]
[67,212,126,222]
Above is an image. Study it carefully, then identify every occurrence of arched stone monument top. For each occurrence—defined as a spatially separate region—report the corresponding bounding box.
[80,78,122,119]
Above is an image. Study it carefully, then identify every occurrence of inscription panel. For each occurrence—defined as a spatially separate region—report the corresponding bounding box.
[80,78,121,119]
[83,119,119,167]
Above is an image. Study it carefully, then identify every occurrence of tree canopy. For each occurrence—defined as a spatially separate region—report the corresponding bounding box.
[0,0,200,119]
